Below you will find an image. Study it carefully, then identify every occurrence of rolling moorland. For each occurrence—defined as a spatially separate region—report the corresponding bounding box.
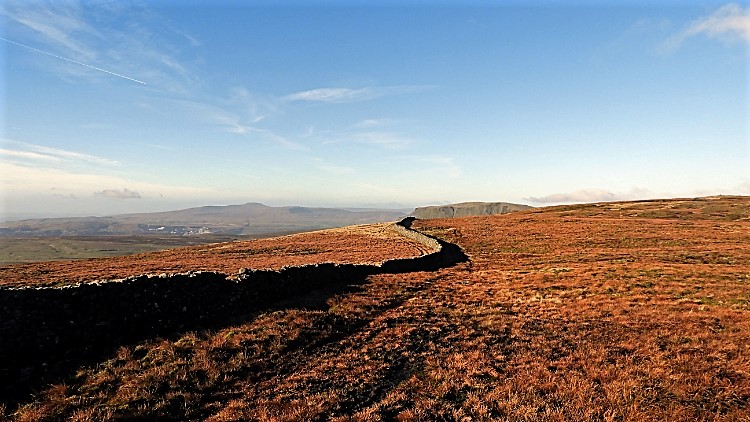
[1,195,749,420]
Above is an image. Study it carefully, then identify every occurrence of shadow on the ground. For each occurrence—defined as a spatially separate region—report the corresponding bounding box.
[0,220,468,408]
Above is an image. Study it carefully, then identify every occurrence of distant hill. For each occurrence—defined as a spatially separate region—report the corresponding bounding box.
[0,203,406,237]
[411,201,532,219]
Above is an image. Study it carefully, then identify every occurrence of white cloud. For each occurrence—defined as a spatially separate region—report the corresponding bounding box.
[198,103,254,134]
[527,189,619,204]
[94,188,141,199]
[0,140,207,202]
[284,87,373,102]
[27,143,118,165]
[352,132,416,149]
[526,188,655,205]
[227,87,277,122]
[174,99,306,150]
[4,1,97,59]
[0,160,210,199]
[353,118,399,129]
[1,140,118,166]
[251,127,308,151]
[143,143,173,151]
[3,0,198,91]
[0,160,220,216]
[662,3,750,51]
[0,148,60,161]
[283,85,431,103]
[687,181,750,197]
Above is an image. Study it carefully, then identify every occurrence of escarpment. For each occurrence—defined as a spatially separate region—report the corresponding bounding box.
[411,201,532,219]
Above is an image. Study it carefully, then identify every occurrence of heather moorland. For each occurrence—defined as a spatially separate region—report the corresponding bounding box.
[2,196,749,421]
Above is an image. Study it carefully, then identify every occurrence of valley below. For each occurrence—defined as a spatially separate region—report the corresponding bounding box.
[0,202,408,264]
[0,235,242,264]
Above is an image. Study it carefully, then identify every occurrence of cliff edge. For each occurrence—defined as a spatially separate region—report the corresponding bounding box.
[411,201,532,219]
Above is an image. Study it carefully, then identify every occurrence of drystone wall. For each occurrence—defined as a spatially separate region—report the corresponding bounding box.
[0,219,464,403]
[390,221,441,252]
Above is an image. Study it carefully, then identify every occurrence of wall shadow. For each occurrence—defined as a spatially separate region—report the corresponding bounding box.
[0,220,467,407]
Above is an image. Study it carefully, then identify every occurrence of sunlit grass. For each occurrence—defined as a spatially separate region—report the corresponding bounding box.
[6,196,750,421]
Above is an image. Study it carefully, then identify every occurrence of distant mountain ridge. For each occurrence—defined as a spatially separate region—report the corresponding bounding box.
[411,202,532,219]
[0,203,407,237]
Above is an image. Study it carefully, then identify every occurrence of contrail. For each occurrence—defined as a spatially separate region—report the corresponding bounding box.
[0,37,147,85]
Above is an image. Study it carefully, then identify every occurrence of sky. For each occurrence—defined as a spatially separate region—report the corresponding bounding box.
[1,0,748,218]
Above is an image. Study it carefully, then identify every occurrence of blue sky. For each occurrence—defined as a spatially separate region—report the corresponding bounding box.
[1,1,748,218]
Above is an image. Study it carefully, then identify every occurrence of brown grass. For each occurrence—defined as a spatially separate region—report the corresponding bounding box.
[4,196,750,420]
[0,223,429,288]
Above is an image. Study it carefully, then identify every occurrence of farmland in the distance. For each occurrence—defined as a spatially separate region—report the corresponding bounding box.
[0,202,408,264]
[0,235,245,264]
[2,196,749,421]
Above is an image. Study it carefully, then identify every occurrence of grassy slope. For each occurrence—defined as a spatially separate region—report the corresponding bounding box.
[0,224,429,288]
[0,235,245,264]
[5,196,750,421]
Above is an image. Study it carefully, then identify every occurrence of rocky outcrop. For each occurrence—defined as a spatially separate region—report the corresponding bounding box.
[0,219,466,405]
[411,202,532,219]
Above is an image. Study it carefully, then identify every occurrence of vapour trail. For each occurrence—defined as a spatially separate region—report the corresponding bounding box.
[0,37,147,85]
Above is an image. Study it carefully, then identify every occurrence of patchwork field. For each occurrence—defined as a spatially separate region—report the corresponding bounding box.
[2,196,749,421]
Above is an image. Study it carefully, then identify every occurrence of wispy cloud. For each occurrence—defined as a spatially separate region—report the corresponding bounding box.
[94,188,141,199]
[27,144,118,165]
[352,118,400,129]
[3,0,198,91]
[174,98,250,133]
[194,102,256,135]
[177,99,307,151]
[2,140,118,166]
[253,128,308,151]
[143,143,173,151]
[0,148,60,162]
[227,87,277,123]
[284,87,372,102]
[351,132,416,150]
[283,85,431,103]
[526,188,654,205]
[4,1,97,59]
[0,37,147,85]
[0,160,210,199]
[661,3,750,51]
